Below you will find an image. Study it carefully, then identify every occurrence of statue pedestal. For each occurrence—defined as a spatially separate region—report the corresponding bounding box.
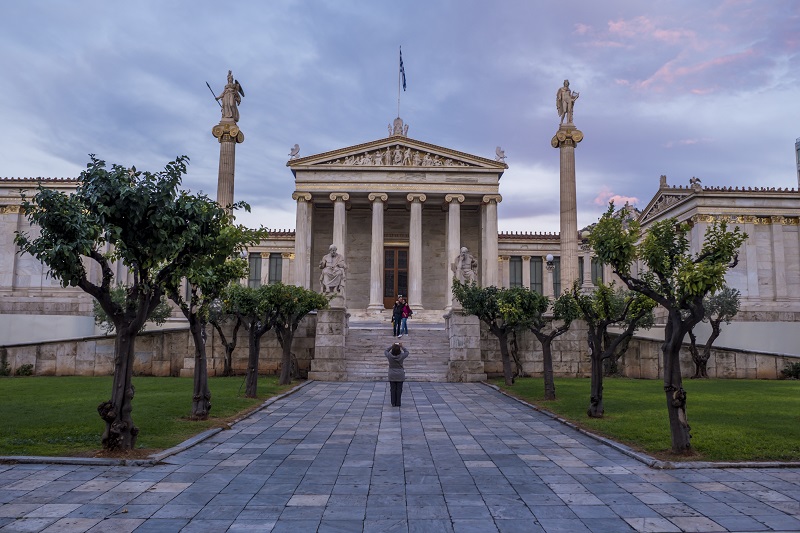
[445,313,486,382]
[328,293,345,309]
[308,308,348,381]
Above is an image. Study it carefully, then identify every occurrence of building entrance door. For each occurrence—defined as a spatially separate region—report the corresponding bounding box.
[383,247,408,309]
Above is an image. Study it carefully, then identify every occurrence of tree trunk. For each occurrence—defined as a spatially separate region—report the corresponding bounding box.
[587,328,604,418]
[244,327,260,398]
[98,326,139,450]
[277,326,294,385]
[536,333,556,401]
[495,327,513,386]
[189,316,211,420]
[663,313,692,454]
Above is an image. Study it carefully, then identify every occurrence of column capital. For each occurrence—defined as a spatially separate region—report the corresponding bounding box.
[368,192,388,203]
[550,127,583,148]
[211,123,245,144]
[522,255,531,261]
[482,194,502,205]
[407,193,427,203]
[260,252,270,259]
[499,256,510,262]
[445,194,465,204]
[329,192,350,202]
[292,191,312,202]
[281,252,294,259]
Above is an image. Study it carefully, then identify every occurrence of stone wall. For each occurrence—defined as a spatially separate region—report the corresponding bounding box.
[1,314,318,378]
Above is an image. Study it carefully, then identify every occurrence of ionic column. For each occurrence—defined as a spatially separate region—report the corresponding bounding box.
[330,193,349,259]
[551,127,583,292]
[740,216,759,299]
[292,192,312,289]
[445,194,464,311]
[407,193,426,310]
[543,255,555,298]
[281,252,293,285]
[500,256,510,288]
[211,122,244,210]
[260,252,270,286]
[522,256,531,289]
[482,195,502,287]
[368,193,388,310]
[771,216,788,300]
[581,250,594,291]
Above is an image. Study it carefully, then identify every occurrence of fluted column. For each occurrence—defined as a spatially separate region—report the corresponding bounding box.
[407,193,426,310]
[211,122,244,210]
[543,255,555,298]
[445,194,464,311]
[771,216,788,300]
[368,193,388,310]
[581,249,594,291]
[500,256,510,288]
[482,195,502,287]
[330,193,349,260]
[522,256,531,289]
[292,192,312,289]
[281,252,293,285]
[260,252,270,286]
[551,126,583,293]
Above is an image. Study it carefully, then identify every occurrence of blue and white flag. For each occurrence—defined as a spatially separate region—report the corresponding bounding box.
[400,47,406,91]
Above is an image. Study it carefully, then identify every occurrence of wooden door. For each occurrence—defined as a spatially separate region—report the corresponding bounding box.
[383,247,408,309]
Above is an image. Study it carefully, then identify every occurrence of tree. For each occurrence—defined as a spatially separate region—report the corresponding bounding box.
[526,291,579,400]
[572,282,655,418]
[93,285,173,334]
[15,155,225,450]
[268,283,330,385]
[688,286,740,379]
[209,297,243,377]
[223,283,275,398]
[163,202,265,419]
[453,281,538,386]
[591,204,746,453]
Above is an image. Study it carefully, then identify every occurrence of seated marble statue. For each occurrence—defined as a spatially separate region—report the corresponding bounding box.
[451,246,478,284]
[319,244,347,294]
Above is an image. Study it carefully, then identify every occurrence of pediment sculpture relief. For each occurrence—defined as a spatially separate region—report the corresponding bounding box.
[323,146,472,168]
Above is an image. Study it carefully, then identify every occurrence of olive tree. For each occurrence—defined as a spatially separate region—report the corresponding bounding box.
[15,155,223,450]
[688,286,740,379]
[591,204,746,453]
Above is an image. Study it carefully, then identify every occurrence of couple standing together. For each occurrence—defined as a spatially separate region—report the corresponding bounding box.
[392,295,412,338]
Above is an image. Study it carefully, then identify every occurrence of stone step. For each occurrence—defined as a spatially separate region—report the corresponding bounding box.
[347,308,450,324]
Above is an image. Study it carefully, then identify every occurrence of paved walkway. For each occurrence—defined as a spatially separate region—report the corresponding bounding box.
[1,381,799,533]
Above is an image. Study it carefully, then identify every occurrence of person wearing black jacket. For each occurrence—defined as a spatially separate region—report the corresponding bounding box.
[384,342,409,407]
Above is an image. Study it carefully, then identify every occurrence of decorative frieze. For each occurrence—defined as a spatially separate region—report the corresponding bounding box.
[324,146,472,168]
[690,213,796,225]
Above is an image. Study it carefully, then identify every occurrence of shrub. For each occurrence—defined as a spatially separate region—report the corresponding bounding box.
[14,364,34,377]
[780,362,800,380]
[0,351,10,377]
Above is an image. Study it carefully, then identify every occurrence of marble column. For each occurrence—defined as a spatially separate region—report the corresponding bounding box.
[522,256,531,289]
[741,216,759,299]
[551,126,583,293]
[281,252,293,285]
[211,122,244,210]
[292,192,312,289]
[367,193,388,310]
[543,255,555,298]
[330,193,349,260]
[482,195,502,287]
[407,193,426,309]
[260,252,270,286]
[581,249,594,291]
[771,216,788,300]
[445,194,464,311]
[500,256,510,288]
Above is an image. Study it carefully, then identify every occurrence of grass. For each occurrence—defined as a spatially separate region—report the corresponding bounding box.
[491,377,800,462]
[0,375,293,457]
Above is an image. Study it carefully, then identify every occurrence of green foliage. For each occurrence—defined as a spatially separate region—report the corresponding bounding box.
[781,362,800,379]
[574,282,656,335]
[0,351,10,376]
[703,285,740,324]
[452,281,543,331]
[268,283,330,330]
[15,364,34,376]
[93,285,173,334]
[221,283,274,326]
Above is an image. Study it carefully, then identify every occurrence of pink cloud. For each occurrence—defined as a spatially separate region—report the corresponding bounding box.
[594,186,639,207]
[573,23,592,35]
[634,48,755,91]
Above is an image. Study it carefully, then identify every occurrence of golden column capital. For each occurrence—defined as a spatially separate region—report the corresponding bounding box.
[550,128,583,148]
[212,123,245,144]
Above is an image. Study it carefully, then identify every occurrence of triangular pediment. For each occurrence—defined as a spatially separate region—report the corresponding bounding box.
[287,136,508,171]
[639,188,693,223]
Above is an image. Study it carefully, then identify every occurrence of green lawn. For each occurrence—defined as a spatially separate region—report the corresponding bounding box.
[0,376,293,457]
[492,377,800,462]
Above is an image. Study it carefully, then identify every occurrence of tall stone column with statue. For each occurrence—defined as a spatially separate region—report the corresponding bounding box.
[551,79,583,293]
[211,70,245,210]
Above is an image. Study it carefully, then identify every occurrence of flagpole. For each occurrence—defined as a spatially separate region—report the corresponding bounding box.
[397,46,401,118]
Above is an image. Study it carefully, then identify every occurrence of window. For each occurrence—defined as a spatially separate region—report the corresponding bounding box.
[509,256,522,287]
[248,253,262,288]
[578,256,584,285]
[268,254,283,284]
[530,257,543,294]
[591,258,604,285]
[552,256,561,296]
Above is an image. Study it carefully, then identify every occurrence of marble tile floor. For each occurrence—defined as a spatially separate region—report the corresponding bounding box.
[1,382,798,532]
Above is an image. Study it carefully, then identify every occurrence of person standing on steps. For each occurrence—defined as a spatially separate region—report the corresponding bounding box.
[392,296,405,337]
[384,342,409,407]
[401,300,412,337]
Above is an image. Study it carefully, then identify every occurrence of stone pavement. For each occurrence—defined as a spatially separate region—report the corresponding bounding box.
[1,381,799,533]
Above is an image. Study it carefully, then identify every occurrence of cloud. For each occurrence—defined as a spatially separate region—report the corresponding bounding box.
[593,186,639,207]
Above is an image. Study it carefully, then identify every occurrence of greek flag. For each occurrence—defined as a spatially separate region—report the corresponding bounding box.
[400,48,406,91]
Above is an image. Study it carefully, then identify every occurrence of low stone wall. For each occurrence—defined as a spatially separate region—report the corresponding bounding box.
[618,335,795,380]
[0,314,318,378]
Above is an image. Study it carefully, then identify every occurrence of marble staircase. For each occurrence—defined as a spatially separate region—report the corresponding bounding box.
[344,315,450,382]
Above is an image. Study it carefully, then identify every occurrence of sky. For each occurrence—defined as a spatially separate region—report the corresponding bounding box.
[1,0,798,233]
